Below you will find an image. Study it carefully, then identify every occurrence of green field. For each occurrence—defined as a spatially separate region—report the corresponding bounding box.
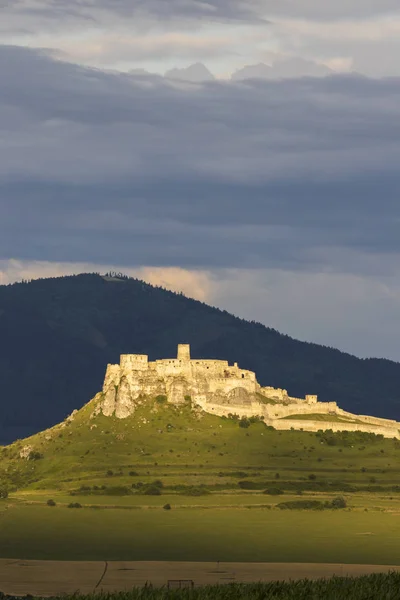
[1,498,400,563]
[1,395,400,563]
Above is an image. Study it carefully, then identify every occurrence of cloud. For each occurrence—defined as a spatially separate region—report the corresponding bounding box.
[2,45,400,281]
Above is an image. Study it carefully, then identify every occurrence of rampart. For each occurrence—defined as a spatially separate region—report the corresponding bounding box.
[100,343,400,438]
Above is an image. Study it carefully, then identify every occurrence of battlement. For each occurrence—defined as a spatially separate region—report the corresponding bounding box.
[120,354,148,371]
[100,344,400,439]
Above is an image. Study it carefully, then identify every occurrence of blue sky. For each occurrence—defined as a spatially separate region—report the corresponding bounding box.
[2,1,400,360]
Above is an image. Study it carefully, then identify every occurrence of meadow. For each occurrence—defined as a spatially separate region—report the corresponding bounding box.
[1,397,400,564]
[2,491,400,563]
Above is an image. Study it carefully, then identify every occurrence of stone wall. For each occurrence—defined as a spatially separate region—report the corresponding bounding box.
[99,344,400,439]
[269,418,400,440]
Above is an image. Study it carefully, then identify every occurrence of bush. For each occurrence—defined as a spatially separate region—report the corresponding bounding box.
[143,485,162,496]
[47,499,56,506]
[238,480,260,490]
[129,471,139,476]
[263,487,284,496]
[68,502,82,508]
[182,487,211,496]
[106,470,114,477]
[163,503,172,510]
[28,451,44,460]
[308,474,317,480]
[0,488,8,499]
[239,418,251,428]
[277,500,325,510]
[331,496,347,509]
[156,395,167,404]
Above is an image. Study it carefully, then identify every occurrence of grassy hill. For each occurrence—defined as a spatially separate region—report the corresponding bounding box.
[2,394,400,495]
[2,395,400,563]
[1,272,400,444]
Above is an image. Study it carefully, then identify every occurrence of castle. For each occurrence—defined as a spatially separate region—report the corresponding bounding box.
[101,344,400,439]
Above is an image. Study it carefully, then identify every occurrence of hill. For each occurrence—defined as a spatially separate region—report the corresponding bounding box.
[0,273,400,443]
[2,392,400,564]
[2,392,400,494]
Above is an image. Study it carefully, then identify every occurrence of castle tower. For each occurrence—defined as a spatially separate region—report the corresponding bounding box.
[177,344,190,361]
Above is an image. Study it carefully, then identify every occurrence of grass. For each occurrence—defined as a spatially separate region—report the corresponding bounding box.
[2,394,400,494]
[8,575,398,600]
[2,395,400,564]
[2,501,400,563]
[281,414,363,423]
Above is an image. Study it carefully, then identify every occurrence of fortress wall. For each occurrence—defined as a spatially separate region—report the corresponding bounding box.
[269,418,400,440]
[208,378,257,395]
[154,360,192,378]
[336,408,399,427]
[260,387,288,400]
[194,396,265,418]
[264,402,339,419]
[120,354,148,371]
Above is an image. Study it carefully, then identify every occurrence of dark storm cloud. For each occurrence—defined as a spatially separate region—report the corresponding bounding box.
[2,45,400,272]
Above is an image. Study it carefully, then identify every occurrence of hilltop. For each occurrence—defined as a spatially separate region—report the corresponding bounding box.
[1,273,400,443]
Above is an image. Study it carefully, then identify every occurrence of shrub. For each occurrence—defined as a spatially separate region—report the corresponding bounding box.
[182,487,211,496]
[104,486,132,496]
[308,474,317,480]
[129,471,139,476]
[47,499,56,507]
[28,451,44,460]
[106,470,114,477]
[263,487,284,496]
[331,496,347,509]
[68,502,82,508]
[156,395,167,404]
[278,500,325,510]
[143,485,162,496]
[239,418,251,428]
[0,488,8,499]
[238,480,260,490]
[163,503,172,510]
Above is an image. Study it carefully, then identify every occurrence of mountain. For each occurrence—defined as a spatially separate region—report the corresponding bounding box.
[0,273,400,444]
[164,63,215,82]
[232,59,333,81]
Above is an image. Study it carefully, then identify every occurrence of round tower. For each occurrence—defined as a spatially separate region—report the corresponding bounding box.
[177,344,190,361]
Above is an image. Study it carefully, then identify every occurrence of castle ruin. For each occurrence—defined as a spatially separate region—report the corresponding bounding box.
[101,344,400,439]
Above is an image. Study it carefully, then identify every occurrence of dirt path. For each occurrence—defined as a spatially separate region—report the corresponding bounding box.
[1,560,400,596]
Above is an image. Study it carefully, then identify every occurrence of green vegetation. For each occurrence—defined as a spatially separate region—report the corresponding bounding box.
[282,414,365,424]
[2,501,400,563]
[1,395,400,563]
[277,496,347,510]
[4,575,397,600]
[1,272,400,444]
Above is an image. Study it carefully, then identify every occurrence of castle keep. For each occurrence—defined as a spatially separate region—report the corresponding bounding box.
[101,344,400,439]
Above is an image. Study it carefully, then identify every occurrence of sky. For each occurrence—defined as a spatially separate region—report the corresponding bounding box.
[2,1,400,361]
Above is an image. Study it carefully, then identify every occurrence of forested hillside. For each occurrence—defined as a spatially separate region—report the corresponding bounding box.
[0,273,399,443]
